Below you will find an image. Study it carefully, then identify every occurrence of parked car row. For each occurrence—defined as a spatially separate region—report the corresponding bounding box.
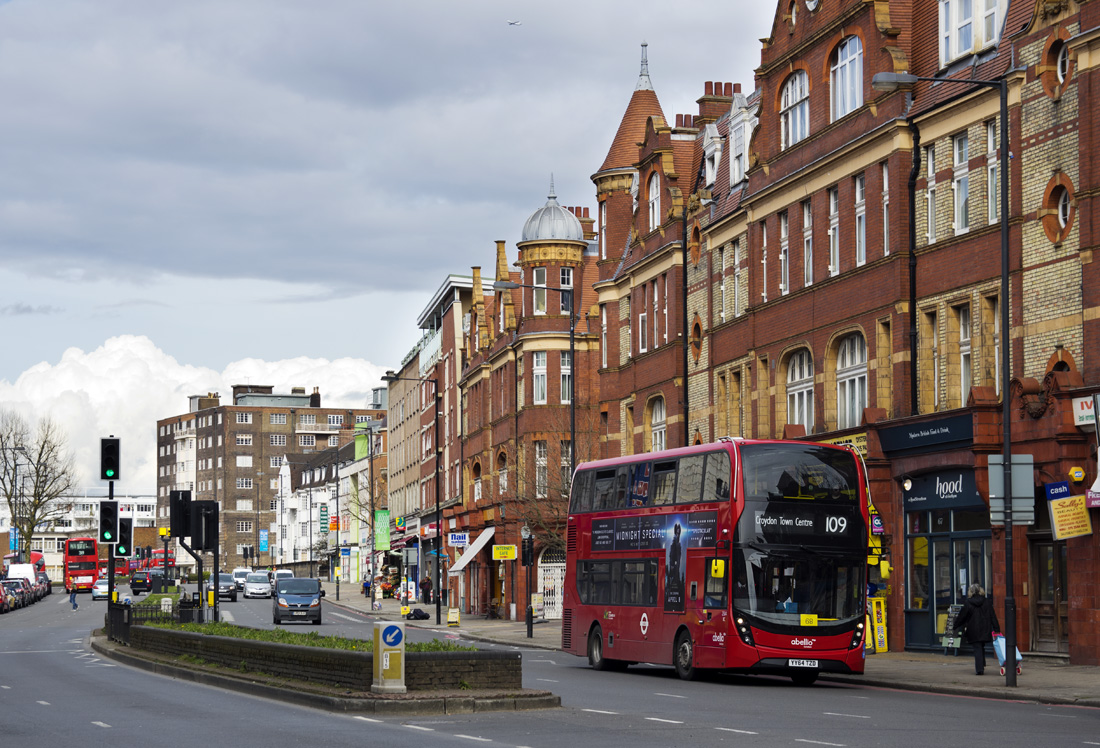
[1,572,50,613]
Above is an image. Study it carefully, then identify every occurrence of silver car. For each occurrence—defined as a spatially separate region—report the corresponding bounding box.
[243,572,272,599]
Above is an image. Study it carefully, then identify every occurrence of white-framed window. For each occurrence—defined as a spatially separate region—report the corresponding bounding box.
[828,187,840,275]
[836,334,868,430]
[299,521,308,535]
[533,351,547,404]
[941,0,972,63]
[355,414,372,423]
[299,414,316,426]
[986,119,999,224]
[662,274,669,344]
[533,266,547,314]
[718,246,727,322]
[928,310,940,409]
[236,455,253,468]
[802,201,813,286]
[561,439,571,493]
[638,285,648,353]
[236,521,253,533]
[953,132,970,234]
[781,70,809,149]
[648,172,661,232]
[236,499,253,511]
[779,212,790,294]
[236,412,252,424]
[651,397,667,452]
[600,305,608,368]
[327,414,343,426]
[236,434,253,446]
[236,478,253,490]
[651,280,659,349]
[535,440,548,498]
[831,36,863,121]
[1058,189,1071,227]
[299,434,315,447]
[990,295,1001,395]
[855,174,867,265]
[560,351,572,404]
[1056,42,1070,83]
[730,122,746,184]
[926,144,938,243]
[787,349,815,433]
[599,201,607,260]
[958,304,972,402]
[624,296,631,357]
[270,434,286,447]
[270,413,286,425]
[560,267,573,314]
[733,240,741,317]
[269,456,283,469]
[473,475,482,502]
[882,162,890,256]
[761,221,768,302]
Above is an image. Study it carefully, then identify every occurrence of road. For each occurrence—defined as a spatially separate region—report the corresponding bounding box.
[1,589,1097,747]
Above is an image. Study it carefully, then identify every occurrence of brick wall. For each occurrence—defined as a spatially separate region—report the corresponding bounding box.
[129,627,522,691]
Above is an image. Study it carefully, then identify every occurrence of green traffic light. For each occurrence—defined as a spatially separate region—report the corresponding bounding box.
[106,469,116,478]
[104,532,113,540]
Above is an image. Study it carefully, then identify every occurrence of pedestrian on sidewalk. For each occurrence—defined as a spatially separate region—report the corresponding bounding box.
[67,575,78,610]
[954,583,1000,675]
[419,575,432,604]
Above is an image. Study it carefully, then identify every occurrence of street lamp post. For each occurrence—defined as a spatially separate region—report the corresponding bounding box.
[2,446,27,562]
[492,279,577,477]
[357,422,381,602]
[383,370,443,625]
[873,71,1015,686]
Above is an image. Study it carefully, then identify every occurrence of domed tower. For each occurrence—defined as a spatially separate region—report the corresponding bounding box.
[515,178,587,322]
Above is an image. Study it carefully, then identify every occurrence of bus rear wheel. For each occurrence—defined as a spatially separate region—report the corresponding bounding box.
[674,631,696,681]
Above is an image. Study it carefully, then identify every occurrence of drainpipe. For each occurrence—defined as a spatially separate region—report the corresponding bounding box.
[907,119,921,417]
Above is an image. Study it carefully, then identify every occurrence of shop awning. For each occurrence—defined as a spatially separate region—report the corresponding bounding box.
[447,527,495,575]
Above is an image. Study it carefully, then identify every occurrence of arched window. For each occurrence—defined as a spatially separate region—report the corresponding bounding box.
[472,462,482,502]
[787,349,815,432]
[650,397,666,452]
[648,172,661,232]
[836,334,867,430]
[831,36,863,121]
[781,70,809,149]
[497,451,508,496]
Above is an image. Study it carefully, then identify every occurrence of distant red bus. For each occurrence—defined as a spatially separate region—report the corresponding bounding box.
[562,438,868,686]
[98,557,129,578]
[64,538,98,592]
[136,548,175,571]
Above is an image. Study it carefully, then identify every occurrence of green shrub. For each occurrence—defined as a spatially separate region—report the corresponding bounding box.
[144,621,476,653]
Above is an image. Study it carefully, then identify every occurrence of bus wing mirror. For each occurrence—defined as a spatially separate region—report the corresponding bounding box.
[710,559,726,577]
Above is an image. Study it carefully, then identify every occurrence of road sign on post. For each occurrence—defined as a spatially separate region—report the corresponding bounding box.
[988,454,1035,525]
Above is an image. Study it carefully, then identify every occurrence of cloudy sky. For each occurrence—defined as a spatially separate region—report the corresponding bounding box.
[0,1,774,490]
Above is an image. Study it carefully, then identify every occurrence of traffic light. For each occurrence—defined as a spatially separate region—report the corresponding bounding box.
[99,501,119,544]
[117,517,133,556]
[145,545,153,561]
[521,536,534,567]
[100,438,120,481]
[170,490,192,538]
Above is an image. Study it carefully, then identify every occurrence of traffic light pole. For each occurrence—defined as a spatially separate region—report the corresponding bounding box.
[179,539,204,623]
[107,480,115,601]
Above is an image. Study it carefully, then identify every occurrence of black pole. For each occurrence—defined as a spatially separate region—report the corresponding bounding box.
[211,506,220,623]
[569,288,576,477]
[907,119,921,416]
[999,79,1016,688]
[335,446,340,600]
[369,428,375,599]
[163,533,169,589]
[179,539,204,622]
[434,377,442,625]
[107,480,115,601]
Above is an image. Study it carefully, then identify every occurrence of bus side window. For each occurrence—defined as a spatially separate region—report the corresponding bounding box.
[705,557,728,609]
[612,467,629,510]
[570,470,594,513]
[677,455,705,504]
[593,470,616,510]
[651,460,677,505]
[703,451,731,502]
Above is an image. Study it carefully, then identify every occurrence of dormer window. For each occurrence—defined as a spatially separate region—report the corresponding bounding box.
[780,71,809,149]
[940,0,1003,67]
[703,124,722,189]
[730,122,746,184]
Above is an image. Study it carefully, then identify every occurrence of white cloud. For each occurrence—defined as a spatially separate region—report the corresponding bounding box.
[0,335,385,492]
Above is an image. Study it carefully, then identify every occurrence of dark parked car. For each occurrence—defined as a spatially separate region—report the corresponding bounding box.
[129,571,152,594]
[272,577,324,625]
[212,573,237,602]
[37,572,52,595]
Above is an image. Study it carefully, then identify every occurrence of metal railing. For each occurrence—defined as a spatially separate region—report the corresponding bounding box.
[106,599,184,645]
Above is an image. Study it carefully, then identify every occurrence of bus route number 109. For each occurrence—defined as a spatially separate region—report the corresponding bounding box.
[825,516,847,534]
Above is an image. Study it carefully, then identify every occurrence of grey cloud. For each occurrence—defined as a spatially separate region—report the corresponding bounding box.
[1,303,62,316]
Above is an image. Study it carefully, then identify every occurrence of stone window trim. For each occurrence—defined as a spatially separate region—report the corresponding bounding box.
[1038,29,1076,100]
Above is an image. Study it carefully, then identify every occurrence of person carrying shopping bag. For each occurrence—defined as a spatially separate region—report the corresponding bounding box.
[953,583,1000,675]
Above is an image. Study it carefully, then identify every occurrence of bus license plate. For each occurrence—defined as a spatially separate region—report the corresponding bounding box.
[789,659,818,668]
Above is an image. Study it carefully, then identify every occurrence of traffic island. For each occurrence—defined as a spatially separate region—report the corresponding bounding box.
[90,629,559,715]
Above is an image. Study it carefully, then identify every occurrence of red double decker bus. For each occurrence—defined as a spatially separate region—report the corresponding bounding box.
[64,538,98,592]
[562,438,868,686]
[137,548,175,571]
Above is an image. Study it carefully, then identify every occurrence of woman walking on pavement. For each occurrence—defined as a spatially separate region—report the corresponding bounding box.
[954,583,1000,675]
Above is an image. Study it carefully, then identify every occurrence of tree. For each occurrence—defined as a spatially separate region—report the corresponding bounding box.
[0,410,79,561]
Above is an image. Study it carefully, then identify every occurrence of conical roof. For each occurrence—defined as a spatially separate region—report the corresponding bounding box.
[597,43,666,174]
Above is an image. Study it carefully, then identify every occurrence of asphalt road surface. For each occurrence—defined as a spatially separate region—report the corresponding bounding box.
[2,589,1097,747]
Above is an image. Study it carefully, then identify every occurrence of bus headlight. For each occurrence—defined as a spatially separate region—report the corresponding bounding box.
[849,621,865,649]
[735,617,755,646]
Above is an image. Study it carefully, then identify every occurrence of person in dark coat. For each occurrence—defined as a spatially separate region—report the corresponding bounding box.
[953,583,1000,675]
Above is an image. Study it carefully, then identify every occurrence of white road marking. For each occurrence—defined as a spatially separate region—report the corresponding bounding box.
[92,721,111,728]
[653,692,687,698]
[645,718,683,724]
[404,725,435,732]
[354,716,383,723]
[454,735,492,742]
[1,650,80,655]
[1083,743,1100,746]
[582,709,619,715]
[531,659,557,663]
[0,686,10,690]
[823,712,870,719]
[330,612,359,622]
[221,611,235,622]
[716,728,758,735]
[795,741,846,747]
[37,701,50,706]
[535,678,558,683]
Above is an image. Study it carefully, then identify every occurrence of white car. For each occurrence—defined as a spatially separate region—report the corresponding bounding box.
[91,579,111,601]
[232,567,251,590]
[244,572,272,599]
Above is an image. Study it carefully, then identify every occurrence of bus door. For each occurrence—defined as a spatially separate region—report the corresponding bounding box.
[613,559,661,661]
[689,553,731,668]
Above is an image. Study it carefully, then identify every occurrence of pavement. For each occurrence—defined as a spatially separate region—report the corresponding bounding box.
[320,581,1100,708]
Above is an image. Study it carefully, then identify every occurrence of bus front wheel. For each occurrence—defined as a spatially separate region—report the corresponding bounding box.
[674,631,697,681]
[588,626,612,671]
